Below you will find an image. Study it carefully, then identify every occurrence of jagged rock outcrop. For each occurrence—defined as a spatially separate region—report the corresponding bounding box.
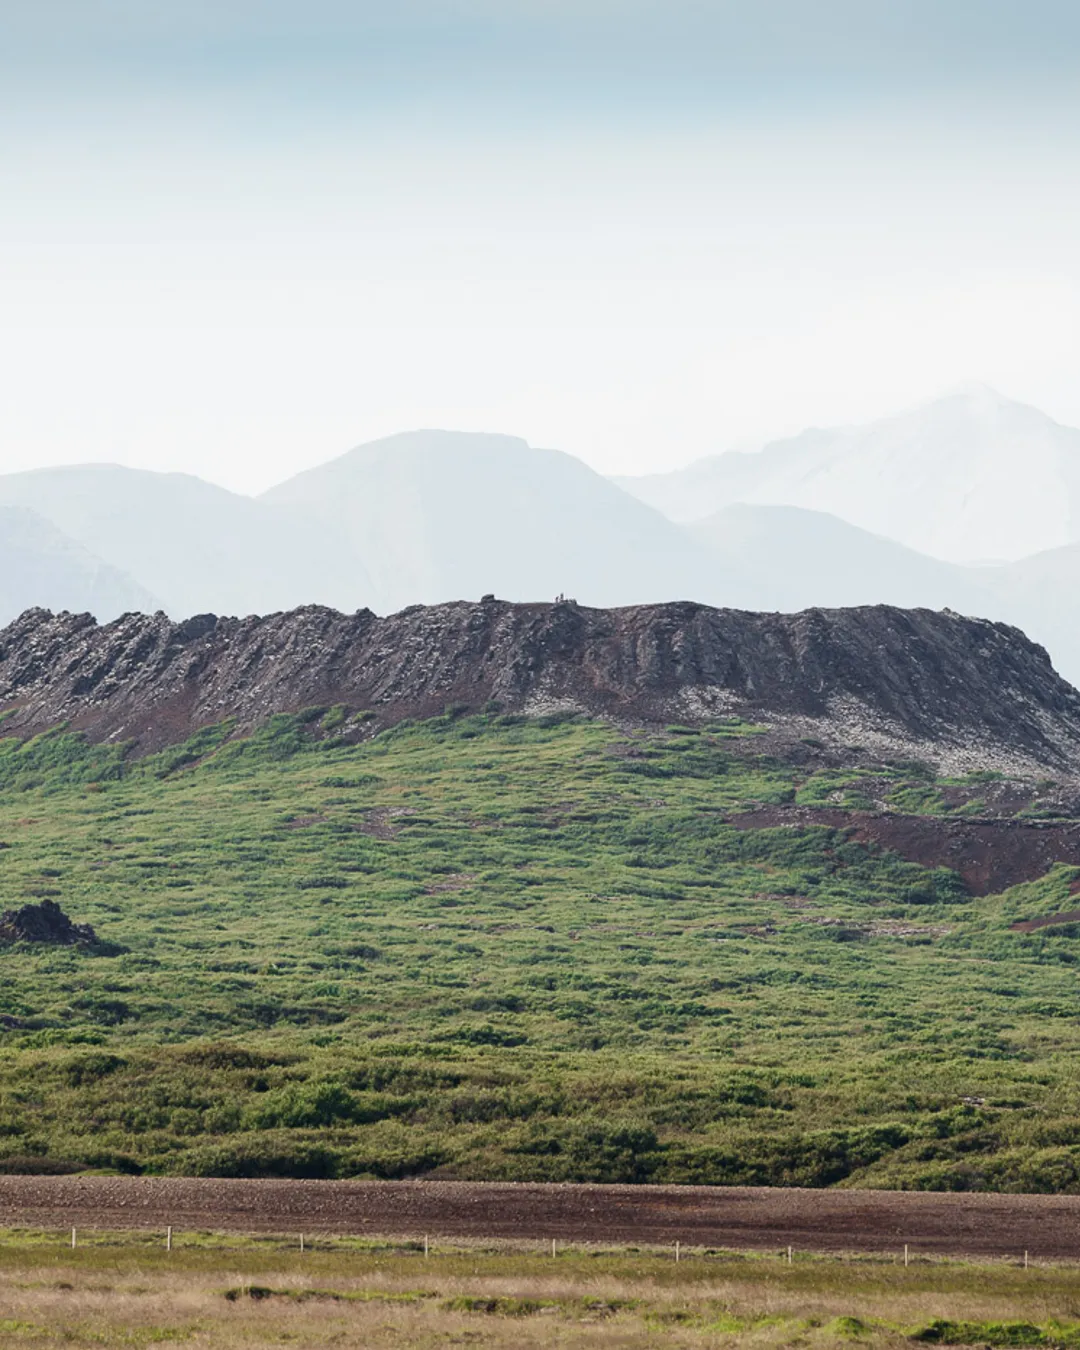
[0,900,97,947]
[1,601,1079,771]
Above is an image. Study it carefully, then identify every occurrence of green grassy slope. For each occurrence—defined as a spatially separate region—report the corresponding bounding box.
[0,710,1079,1191]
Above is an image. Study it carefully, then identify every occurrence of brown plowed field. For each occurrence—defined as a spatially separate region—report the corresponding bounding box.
[1,1177,1079,1259]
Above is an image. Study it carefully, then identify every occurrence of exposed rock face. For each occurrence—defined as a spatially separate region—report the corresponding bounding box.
[1,601,1079,771]
[0,900,97,947]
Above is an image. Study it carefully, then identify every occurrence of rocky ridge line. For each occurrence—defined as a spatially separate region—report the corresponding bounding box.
[0,601,1078,771]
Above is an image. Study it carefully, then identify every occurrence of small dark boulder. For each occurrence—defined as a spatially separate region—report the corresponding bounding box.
[0,899,97,947]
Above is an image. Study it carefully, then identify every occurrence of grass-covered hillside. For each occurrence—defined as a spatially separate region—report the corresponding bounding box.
[1,709,1079,1191]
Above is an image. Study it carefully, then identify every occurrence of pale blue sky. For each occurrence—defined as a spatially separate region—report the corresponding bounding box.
[1,1,1079,490]
[9,2,1080,121]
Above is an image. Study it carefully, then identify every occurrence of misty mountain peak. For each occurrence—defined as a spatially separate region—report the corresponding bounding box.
[263,428,727,614]
[326,428,534,470]
[618,390,1080,563]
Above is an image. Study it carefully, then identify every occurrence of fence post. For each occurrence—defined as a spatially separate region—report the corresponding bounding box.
[904,1244,909,1268]
[166,1227,172,1253]
[71,1227,76,1251]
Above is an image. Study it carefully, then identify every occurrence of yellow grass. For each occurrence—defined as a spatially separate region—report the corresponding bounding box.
[0,1231,1074,1347]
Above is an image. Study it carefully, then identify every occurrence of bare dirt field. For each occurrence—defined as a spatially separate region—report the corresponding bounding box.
[1,1177,1078,1259]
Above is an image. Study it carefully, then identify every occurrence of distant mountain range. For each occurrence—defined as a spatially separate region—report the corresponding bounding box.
[616,386,1080,563]
[0,504,157,625]
[687,502,1003,613]
[0,465,371,620]
[6,390,1080,686]
[261,430,734,614]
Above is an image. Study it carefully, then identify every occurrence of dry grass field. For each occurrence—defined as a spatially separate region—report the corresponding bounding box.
[0,1231,1077,1348]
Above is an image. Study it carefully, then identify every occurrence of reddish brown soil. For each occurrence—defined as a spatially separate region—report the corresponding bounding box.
[728,807,1080,895]
[1,1177,1079,1259]
[1011,909,1080,933]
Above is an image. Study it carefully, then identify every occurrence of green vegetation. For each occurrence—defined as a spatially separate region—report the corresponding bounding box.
[0,711,1079,1188]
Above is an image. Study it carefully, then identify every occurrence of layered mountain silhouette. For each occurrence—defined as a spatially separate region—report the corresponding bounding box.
[689,504,996,615]
[0,505,156,624]
[260,430,733,613]
[5,394,1080,686]
[617,386,1080,564]
[0,465,371,619]
[0,437,742,621]
[981,542,1080,694]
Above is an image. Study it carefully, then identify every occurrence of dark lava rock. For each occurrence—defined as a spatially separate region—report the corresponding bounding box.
[0,600,1079,771]
[0,899,97,947]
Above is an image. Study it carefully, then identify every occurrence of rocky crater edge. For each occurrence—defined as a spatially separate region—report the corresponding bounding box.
[0,600,1077,773]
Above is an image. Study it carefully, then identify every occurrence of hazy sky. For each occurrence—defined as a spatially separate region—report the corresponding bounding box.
[2,1,1079,492]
